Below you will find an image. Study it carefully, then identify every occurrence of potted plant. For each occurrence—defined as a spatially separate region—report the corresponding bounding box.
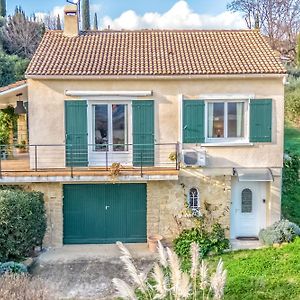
[16,140,27,153]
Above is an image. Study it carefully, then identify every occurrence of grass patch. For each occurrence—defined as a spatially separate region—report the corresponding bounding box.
[284,126,300,154]
[207,238,300,300]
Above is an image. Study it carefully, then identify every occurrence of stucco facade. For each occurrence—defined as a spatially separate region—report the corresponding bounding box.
[27,76,284,169]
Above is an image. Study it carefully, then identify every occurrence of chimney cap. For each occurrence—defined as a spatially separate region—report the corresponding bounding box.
[64,5,78,14]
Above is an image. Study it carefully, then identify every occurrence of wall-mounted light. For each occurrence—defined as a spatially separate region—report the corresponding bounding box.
[14,93,26,115]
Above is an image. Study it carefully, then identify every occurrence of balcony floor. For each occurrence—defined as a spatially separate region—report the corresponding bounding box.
[0,154,179,182]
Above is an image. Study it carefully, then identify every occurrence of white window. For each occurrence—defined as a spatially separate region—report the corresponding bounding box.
[206,101,247,142]
[188,188,200,215]
[93,104,128,152]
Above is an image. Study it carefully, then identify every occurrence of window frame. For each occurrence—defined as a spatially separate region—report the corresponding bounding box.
[187,187,200,215]
[204,99,249,143]
[88,101,132,154]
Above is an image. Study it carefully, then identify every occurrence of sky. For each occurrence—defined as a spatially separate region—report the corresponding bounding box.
[7,0,247,30]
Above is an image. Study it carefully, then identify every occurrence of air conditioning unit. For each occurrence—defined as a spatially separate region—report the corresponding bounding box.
[182,149,206,167]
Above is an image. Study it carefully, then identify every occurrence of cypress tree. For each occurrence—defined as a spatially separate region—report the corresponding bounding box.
[56,14,62,30]
[81,0,90,30]
[0,0,6,17]
[93,12,98,30]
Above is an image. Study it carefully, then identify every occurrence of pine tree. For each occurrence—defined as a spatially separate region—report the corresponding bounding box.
[93,13,98,30]
[56,14,62,30]
[0,0,6,17]
[82,0,90,30]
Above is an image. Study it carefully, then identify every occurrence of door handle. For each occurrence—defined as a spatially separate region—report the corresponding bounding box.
[105,205,110,210]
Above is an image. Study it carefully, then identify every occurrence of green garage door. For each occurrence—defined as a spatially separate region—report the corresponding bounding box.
[63,184,147,244]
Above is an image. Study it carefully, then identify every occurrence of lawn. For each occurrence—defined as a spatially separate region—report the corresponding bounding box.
[282,125,300,225]
[209,238,300,300]
[284,126,300,154]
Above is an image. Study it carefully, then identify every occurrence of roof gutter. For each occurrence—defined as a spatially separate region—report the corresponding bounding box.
[0,84,28,98]
[26,73,287,80]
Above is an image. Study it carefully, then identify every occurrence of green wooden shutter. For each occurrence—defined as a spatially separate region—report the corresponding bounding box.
[182,100,205,143]
[132,100,154,166]
[65,100,88,167]
[250,99,272,142]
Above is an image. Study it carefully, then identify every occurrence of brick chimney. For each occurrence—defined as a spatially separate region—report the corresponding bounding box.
[63,5,79,37]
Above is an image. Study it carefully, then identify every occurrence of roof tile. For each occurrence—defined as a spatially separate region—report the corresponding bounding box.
[26,30,286,76]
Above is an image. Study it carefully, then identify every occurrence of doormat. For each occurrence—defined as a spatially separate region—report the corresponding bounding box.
[236,237,259,241]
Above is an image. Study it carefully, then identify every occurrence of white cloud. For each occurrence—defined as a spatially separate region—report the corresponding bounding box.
[35,4,101,23]
[101,0,246,30]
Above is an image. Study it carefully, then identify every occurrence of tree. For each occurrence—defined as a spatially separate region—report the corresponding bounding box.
[93,12,98,30]
[82,0,90,30]
[0,51,29,87]
[56,14,62,30]
[227,0,300,58]
[0,0,6,17]
[0,6,45,59]
[297,33,300,67]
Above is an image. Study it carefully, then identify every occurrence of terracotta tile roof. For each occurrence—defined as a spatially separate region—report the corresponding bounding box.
[0,80,27,93]
[26,30,286,77]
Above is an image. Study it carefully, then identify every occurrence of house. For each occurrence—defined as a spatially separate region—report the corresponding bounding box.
[0,5,286,247]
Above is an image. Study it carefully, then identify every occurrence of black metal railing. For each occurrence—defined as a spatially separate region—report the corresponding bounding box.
[0,142,180,178]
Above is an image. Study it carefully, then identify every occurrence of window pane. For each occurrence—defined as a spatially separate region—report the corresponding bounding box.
[94,105,108,151]
[228,103,244,138]
[208,103,224,138]
[241,188,252,213]
[112,104,127,151]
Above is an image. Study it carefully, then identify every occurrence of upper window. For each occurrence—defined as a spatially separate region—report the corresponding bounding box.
[241,188,252,213]
[207,102,245,140]
[93,104,128,152]
[188,188,200,215]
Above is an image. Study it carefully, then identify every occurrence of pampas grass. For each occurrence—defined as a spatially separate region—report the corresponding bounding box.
[152,263,168,299]
[157,240,168,268]
[112,278,137,300]
[113,241,227,300]
[211,259,227,300]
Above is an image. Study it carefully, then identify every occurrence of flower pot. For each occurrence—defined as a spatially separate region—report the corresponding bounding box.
[147,234,163,253]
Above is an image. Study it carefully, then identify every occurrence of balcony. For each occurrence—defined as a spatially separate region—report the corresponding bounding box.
[0,143,180,183]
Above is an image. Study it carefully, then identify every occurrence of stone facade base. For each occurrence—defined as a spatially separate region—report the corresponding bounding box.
[8,169,280,248]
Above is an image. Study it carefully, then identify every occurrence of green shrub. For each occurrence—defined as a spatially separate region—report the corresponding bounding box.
[0,189,46,262]
[282,153,300,224]
[173,223,229,259]
[259,219,300,245]
[0,261,27,275]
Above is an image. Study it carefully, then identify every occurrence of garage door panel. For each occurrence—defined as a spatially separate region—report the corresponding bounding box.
[63,184,147,244]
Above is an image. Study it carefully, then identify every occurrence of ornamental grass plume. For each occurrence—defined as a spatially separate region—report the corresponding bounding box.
[167,247,183,296]
[152,263,168,299]
[211,259,227,300]
[190,242,200,279]
[120,255,147,293]
[113,241,227,300]
[157,240,168,268]
[199,259,209,290]
[112,278,137,300]
[116,241,132,258]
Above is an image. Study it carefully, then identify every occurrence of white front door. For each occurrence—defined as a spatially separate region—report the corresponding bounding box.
[230,178,267,238]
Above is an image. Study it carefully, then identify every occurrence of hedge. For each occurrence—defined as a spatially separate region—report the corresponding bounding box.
[0,189,46,262]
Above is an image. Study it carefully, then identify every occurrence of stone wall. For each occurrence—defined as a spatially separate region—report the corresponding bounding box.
[147,172,232,242]
[25,183,63,248]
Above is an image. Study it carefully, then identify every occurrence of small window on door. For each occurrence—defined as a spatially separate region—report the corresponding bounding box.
[241,188,252,213]
[188,188,200,215]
